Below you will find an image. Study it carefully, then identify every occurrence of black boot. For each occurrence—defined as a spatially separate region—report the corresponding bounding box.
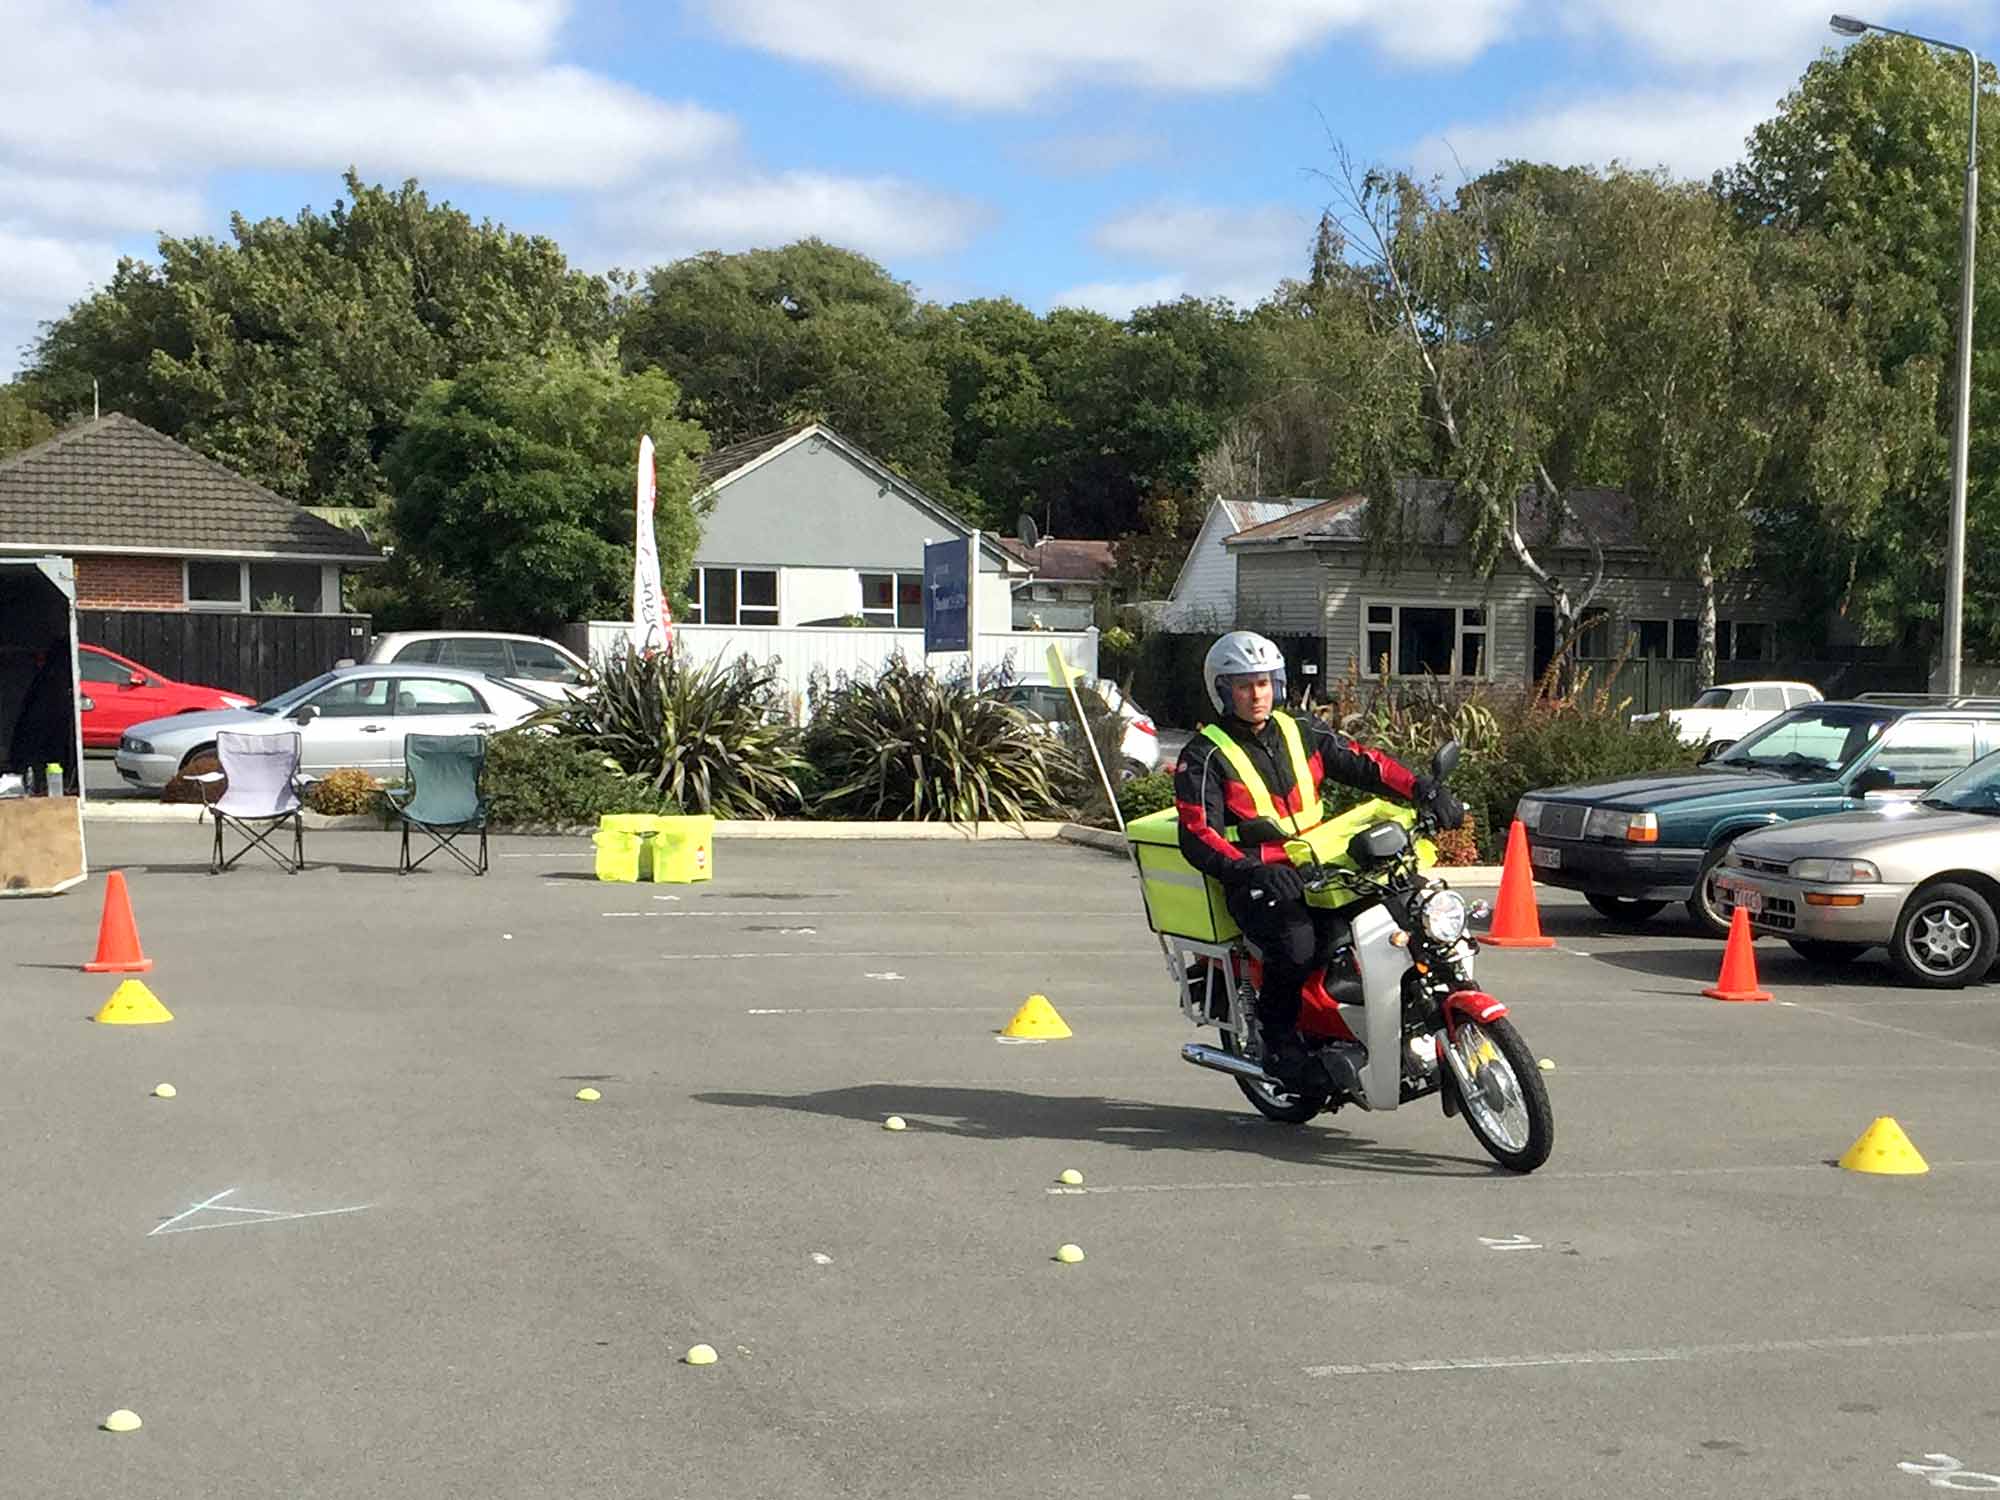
[1311,1039,1369,1098]
[1260,1030,1313,1090]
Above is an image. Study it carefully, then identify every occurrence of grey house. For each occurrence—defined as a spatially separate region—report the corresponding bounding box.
[1227,486,1797,684]
[690,423,1022,631]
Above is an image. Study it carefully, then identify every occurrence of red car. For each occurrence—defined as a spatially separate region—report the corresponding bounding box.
[77,644,254,749]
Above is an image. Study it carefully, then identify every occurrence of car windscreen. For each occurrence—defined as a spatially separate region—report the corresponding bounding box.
[1712,704,1895,776]
[1690,688,1734,709]
[252,671,339,713]
[1920,750,2000,814]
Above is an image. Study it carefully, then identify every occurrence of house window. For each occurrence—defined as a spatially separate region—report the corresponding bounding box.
[1365,602,1488,678]
[860,571,924,628]
[186,560,246,609]
[1636,617,1772,662]
[1634,619,1670,659]
[686,567,779,626]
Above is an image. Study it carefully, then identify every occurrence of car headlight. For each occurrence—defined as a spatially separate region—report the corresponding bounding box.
[220,694,253,708]
[1422,889,1469,945]
[1790,858,1880,884]
[1514,797,1545,832]
[121,736,153,755]
[1584,808,1659,843]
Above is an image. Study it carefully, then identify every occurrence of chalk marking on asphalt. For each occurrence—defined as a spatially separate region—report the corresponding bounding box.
[1045,1160,2000,1195]
[1302,1327,2000,1379]
[1780,999,2000,1059]
[148,1187,372,1237]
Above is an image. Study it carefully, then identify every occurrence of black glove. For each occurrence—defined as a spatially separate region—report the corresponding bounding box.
[1231,859,1306,904]
[1413,775,1466,831]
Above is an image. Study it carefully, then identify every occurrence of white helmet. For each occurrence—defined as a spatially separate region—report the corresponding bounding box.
[1203,630,1287,717]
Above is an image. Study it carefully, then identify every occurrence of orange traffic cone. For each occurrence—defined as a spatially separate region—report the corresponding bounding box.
[1703,906,1771,1003]
[1482,820,1555,948]
[82,871,153,974]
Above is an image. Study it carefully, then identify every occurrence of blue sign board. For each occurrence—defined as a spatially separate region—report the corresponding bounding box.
[923,536,971,653]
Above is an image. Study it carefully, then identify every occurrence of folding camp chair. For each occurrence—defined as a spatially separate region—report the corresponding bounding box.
[192,731,315,874]
[388,733,490,875]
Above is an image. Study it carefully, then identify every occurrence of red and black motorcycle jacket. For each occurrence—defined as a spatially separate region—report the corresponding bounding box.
[1173,710,1418,882]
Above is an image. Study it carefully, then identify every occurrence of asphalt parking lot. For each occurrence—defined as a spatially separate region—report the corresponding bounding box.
[6,828,2000,1499]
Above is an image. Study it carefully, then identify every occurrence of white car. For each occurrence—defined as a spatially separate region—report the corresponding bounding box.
[1631,681,1822,753]
[992,680,1163,778]
[113,664,550,790]
[365,631,590,699]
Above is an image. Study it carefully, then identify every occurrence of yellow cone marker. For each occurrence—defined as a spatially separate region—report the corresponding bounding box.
[575,1088,601,1102]
[1001,994,1072,1040]
[93,981,172,1026]
[1054,1243,1085,1264]
[1057,1168,1084,1186]
[684,1344,718,1366]
[152,1083,176,1099]
[101,1409,142,1433]
[883,1116,907,1131]
[1838,1116,1929,1175]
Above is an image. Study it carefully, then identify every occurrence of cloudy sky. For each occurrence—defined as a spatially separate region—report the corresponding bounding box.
[3,0,1993,376]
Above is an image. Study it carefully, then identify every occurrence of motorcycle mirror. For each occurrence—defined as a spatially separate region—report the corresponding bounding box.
[1236,817,1290,846]
[1432,738,1462,780]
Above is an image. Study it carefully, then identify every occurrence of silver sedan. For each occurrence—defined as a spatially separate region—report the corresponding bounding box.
[1713,749,2000,988]
[113,664,549,791]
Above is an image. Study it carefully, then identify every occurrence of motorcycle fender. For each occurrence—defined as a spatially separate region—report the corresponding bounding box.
[1342,902,1407,1111]
[1443,989,1508,1037]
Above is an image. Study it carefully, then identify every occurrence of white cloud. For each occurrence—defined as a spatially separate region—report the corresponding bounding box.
[0,230,116,311]
[1054,200,1308,315]
[1409,80,1790,180]
[1049,275,1196,318]
[1550,0,1970,71]
[0,168,204,239]
[1,0,734,190]
[600,171,993,261]
[698,0,1523,108]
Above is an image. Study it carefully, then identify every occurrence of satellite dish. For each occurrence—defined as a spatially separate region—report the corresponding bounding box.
[1016,513,1042,549]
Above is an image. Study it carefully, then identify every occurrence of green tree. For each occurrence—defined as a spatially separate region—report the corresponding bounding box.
[1722,35,2000,653]
[619,240,954,495]
[0,382,56,458]
[383,351,706,632]
[26,172,614,506]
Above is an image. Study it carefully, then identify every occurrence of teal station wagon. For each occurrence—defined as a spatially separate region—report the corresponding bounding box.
[1516,698,2000,934]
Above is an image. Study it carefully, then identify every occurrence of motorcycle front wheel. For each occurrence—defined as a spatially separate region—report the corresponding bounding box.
[1448,1018,1553,1173]
[1218,1028,1326,1124]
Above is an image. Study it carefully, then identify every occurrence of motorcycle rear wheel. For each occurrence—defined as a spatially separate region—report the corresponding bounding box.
[1218,1028,1326,1124]
[1449,1018,1553,1173]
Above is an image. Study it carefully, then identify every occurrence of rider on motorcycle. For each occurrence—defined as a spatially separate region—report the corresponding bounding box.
[1173,631,1465,1094]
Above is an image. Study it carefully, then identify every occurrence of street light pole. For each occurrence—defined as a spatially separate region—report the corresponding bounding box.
[1829,15,1981,695]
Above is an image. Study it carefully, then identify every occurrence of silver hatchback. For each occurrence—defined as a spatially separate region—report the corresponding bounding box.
[1714,749,2000,988]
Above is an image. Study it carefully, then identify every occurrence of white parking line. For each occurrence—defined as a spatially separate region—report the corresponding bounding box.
[1303,1327,2000,1378]
[1781,1000,2000,1059]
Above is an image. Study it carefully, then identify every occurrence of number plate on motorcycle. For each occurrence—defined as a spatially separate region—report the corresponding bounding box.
[1529,844,1561,870]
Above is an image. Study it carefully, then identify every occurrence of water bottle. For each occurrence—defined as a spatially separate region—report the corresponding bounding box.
[45,762,63,797]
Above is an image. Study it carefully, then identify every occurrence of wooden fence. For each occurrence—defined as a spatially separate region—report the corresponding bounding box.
[78,610,372,703]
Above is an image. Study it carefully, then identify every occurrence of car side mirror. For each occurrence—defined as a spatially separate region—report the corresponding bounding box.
[127,673,146,688]
[80,696,95,713]
[291,704,321,725]
[1432,738,1461,780]
[1851,765,1895,796]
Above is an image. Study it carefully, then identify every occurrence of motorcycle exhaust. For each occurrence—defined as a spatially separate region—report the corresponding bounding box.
[1181,1041,1275,1084]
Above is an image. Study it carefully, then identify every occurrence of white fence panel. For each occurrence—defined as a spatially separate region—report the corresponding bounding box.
[581,621,1097,718]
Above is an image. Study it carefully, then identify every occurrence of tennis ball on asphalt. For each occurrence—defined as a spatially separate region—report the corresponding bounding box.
[575,1088,601,1102]
[152,1083,176,1099]
[1057,1168,1084,1186]
[684,1344,718,1366]
[101,1409,142,1432]
[1538,1059,1555,1071]
[1054,1243,1085,1265]
[883,1116,907,1131]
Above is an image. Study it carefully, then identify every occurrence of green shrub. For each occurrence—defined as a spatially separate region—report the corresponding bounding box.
[528,645,805,818]
[482,731,680,825]
[803,658,1071,821]
[1116,772,1175,822]
[305,767,382,815]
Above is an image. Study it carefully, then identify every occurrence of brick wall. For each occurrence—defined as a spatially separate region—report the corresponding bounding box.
[75,555,185,610]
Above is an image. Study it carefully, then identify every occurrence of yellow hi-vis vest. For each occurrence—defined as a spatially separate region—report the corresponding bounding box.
[1198,715,1353,868]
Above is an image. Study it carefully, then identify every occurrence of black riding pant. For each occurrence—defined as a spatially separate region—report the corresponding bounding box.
[1225,888,1342,1037]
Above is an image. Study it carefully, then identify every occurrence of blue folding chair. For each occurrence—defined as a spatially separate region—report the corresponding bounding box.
[387,734,490,875]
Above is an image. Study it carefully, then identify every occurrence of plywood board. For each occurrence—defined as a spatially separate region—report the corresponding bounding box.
[0,795,86,896]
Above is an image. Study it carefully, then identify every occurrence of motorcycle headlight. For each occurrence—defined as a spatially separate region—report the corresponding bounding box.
[1514,797,1545,832]
[1790,858,1880,884]
[1422,889,1469,945]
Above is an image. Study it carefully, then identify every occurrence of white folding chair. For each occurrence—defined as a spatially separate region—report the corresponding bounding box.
[191,731,317,874]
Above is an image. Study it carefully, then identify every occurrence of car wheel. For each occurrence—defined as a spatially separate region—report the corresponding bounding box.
[1890,882,1999,990]
[162,746,222,805]
[1584,893,1667,923]
[1787,939,1870,966]
[1686,841,1737,938]
[1119,759,1148,783]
